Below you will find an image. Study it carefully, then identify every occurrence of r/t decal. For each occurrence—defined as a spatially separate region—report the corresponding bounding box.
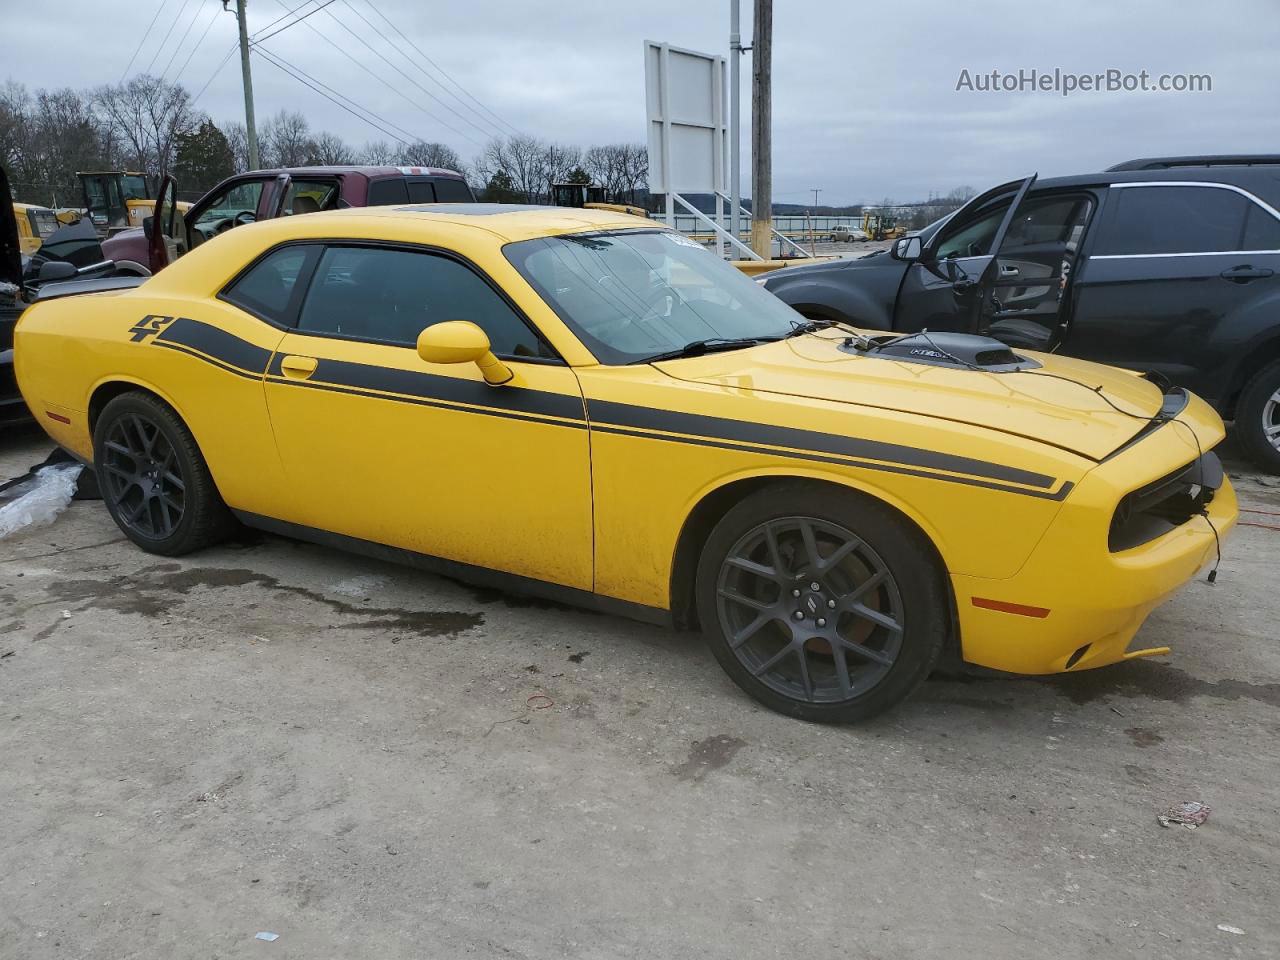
[129,314,179,342]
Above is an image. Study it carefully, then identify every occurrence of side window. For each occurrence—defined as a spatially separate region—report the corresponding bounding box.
[280,179,339,216]
[191,180,266,246]
[934,203,1008,259]
[297,246,555,359]
[1242,203,1280,250]
[999,196,1092,255]
[406,180,436,203]
[223,245,317,324]
[366,178,408,205]
[432,178,473,202]
[1096,186,1248,255]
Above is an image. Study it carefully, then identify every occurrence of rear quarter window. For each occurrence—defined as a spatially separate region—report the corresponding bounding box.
[222,245,318,324]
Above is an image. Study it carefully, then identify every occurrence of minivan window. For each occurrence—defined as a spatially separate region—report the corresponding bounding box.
[1096,185,1250,255]
[297,245,554,358]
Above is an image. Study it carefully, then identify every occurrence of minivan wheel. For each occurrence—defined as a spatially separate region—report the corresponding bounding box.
[1237,360,1280,472]
[695,484,947,723]
[93,392,234,555]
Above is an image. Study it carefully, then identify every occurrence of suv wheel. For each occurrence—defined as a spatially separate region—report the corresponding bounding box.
[695,484,947,723]
[1237,360,1280,472]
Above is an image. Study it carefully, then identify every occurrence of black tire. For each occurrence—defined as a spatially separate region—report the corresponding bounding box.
[1236,360,1280,472]
[695,483,947,723]
[92,392,234,555]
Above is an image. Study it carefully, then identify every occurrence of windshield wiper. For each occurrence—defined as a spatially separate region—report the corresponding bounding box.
[631,336,779,364]
[784,318,834,337]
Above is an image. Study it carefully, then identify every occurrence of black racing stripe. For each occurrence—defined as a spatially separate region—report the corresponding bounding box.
[587,399,1056,490]
[265,375,588,430]
[152,340,262,381]
[157,316,272,373]
[590,424,1074,500]
[282,355,586,421]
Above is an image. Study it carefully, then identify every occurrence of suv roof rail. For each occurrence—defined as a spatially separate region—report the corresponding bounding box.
[1106,155,1280,171]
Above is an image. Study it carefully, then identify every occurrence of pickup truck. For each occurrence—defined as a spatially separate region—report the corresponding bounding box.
[103,165,475,276]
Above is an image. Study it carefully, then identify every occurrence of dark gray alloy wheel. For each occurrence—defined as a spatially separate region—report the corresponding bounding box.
[696,484,947,723]
[99,412,187,541]
[715,516,904,704]
[94,392,234,555]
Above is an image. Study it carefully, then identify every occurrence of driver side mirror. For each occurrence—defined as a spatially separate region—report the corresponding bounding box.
[417,321,513,386]
[142,215,154,240]
[37,261,77,282]
[890,236,922,261]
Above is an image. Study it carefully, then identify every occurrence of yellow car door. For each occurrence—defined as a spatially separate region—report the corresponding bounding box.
[260,242,593,591]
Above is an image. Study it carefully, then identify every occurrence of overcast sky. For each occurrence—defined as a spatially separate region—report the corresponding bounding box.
[5,0,1279,204]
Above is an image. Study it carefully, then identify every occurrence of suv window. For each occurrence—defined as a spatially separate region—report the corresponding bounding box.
[223,245,317,323]
[297,245,555,358]
[935,203,1007,259]
[280,179,339,216]
[1096,185,1250,255]
[1242,203,1280,250]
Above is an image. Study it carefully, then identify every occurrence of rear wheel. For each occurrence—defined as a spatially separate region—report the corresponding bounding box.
[93,392,233,555]
[695,484,947,723]
[1237,360,1280,472]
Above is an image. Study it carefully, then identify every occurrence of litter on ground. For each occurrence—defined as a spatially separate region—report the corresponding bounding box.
[1157,801,1211,829]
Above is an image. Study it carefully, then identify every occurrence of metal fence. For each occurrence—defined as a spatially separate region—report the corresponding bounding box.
[664,214,870,239]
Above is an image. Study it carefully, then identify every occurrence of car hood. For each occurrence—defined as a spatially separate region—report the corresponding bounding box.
[653,334,1166,461]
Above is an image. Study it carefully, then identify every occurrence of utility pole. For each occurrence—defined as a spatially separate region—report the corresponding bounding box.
[810,188,821,209]
[228,0,259,170]
[750,0,772,259]
[729,0,748,246]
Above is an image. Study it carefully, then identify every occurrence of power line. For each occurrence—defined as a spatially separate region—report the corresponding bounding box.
[251,0,317,38]
[193,41,239,102]
[159,0,213,82]
[253,0,338,43]
[120,0,171,83]
[172,2,228,82]
[253,46,421,148]
[142,0,199,76]
[297,1,486,146]
[258,0,474,149]
[255,41,435,147]
[338,0,508,141]
[357,0,522,138]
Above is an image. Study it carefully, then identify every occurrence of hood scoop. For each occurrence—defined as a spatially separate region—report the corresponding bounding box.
[844,332,1041,373]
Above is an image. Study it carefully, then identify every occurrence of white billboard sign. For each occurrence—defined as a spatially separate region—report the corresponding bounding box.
[644,41,727,196]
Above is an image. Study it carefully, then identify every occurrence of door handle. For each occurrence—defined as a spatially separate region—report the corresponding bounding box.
[999,264,1020,277]
[279,355,318,379]
[1220,264,1275,283]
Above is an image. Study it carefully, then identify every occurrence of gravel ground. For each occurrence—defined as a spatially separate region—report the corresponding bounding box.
[1,423,1277,960]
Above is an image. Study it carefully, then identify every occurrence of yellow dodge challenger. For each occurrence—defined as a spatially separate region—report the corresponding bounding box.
[15,204,1237,722]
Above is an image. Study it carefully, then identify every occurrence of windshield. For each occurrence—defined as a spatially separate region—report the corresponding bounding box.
[122,175,149,201]
[505,229,805,364]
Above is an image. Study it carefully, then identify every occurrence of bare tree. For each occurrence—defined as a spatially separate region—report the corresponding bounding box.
[396,140,462,171]
[312,130,355,165]
[583,142,649,201]
[361,139,396,165]
[260,109,314,168]
[222,120,249,173]
[477,135,548,203]
[540,141,581,195]
[94,75,199,185]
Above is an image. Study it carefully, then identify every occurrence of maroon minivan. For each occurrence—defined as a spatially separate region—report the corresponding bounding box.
[103,165,474,276]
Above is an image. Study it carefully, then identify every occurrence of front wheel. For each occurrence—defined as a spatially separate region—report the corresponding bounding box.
[93,392,233,555]
[1237,360,1280,472]
[695,484,947,723]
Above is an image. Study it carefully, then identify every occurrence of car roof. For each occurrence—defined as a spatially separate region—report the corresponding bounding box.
[1012,166,1280,206]
[295,203,657,242]
[253,165,467,179]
